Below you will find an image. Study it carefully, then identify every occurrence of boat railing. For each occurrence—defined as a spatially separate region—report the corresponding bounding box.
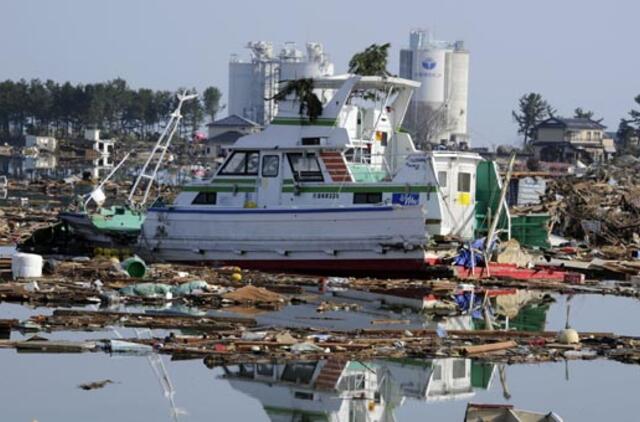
[344,151,423,182]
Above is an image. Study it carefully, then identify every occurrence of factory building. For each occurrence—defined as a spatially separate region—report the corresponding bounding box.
[399,29,470,149]
[228,41,334,125]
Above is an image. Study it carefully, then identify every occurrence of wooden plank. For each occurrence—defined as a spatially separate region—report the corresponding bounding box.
[462,340,517,356]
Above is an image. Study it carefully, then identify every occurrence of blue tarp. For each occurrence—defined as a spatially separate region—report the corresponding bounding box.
[453,237,490,268]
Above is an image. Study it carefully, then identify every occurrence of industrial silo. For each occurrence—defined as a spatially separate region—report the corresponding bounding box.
[448,43,470,143]
[279,43,334,84]
[227,41,334,125]
[414,47,447,106]
[228,58,258,122]
[400,29,470,147]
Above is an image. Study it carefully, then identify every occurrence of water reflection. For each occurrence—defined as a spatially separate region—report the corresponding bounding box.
[217,358,498,422]
[1,296,639,421]
[208,302,552,421]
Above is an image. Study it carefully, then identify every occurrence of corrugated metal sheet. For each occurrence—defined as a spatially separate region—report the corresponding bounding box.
[516,177,546,206]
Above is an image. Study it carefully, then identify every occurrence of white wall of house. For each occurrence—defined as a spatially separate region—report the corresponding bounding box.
[566,129,603,142]
[25,135,57,152]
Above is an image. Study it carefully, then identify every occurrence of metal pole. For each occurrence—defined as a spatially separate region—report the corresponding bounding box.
[483,152,516,267]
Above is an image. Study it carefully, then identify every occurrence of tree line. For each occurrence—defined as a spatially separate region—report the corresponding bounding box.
[512,92,640,153]
[0,78,222,142]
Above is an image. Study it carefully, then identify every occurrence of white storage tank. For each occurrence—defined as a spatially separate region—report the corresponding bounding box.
[399,29,470,146]
[228,60,259,122]
[12,252,43,279]
[415,47,447,105]
[448,46,469,139]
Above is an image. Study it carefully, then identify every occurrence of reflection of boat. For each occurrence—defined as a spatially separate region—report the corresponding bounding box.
[464,403,563,422]
[223,360,396,421]
[376,358,494,402]
[219,358,495,421]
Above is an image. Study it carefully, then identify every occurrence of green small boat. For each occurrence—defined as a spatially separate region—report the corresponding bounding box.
[59,205,145,247]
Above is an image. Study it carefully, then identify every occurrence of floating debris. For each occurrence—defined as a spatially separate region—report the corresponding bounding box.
[78,379,114,391]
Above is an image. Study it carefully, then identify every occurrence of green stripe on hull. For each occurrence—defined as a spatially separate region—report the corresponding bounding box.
[271,117,337,127]
[210,178,257,184]
[183,186,255,193]
[281,185,437,193]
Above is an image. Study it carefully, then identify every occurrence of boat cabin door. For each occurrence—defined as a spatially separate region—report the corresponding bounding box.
[258,153,282,207]
[434,157,477,239]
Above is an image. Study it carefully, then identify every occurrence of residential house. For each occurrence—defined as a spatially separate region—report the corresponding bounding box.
[78,129,115,178]
[531,117,615,164]
[82,129,114,156]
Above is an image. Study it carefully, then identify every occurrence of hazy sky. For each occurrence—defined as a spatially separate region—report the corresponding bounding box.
[2,0,639,146]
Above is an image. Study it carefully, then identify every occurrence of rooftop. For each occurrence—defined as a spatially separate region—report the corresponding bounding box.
[537,117,606,130]
[207,114,261,128]
[206,131,245,145]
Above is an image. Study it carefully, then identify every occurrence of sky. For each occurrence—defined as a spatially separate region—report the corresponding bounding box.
[2,0,639,147]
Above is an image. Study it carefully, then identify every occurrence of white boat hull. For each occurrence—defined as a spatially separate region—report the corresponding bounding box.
[139,205,429,276]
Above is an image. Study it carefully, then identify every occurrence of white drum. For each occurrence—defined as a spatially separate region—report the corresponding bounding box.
[11,252,43,279]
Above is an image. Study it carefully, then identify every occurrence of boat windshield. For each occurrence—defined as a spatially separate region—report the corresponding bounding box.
[219,151,260,176]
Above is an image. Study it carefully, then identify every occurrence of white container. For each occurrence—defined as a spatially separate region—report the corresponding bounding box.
[11,252,43,279]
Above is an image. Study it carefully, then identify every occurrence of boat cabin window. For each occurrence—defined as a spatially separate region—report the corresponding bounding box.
[219,151,259,176]
[457,172,471,193]
[353,192,382,204]
[261,155,279,177]
[452,359,466,379]
[281,362,317,384]
[432,364,442,380]
[192,191,217,205]
[287,153,324,182]
[337,373,365,391]
[301,137,321,146]
[294,391,314,400]
[257,364,274,377]
[438,171,448,188]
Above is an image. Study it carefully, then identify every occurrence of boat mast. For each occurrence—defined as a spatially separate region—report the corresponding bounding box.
[128,91,198,208]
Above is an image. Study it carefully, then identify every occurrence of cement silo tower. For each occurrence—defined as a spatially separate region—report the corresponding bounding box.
[228,42,334,125]
[228,41,279,125]
[400,30,469,148]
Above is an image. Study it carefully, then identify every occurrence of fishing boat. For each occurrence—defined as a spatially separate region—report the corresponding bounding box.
[140,74,488,276]
[464,403,563,422]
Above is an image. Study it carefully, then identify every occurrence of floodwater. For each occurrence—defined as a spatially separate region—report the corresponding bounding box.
[1,294,638,421]
[0,351,637,421]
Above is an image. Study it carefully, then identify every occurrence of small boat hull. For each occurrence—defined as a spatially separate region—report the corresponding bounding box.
[59,212,118,246]
[59,206,144,248]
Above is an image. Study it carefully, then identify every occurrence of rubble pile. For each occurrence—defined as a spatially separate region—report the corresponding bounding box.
[546,160,640,258]
[0,206,60,244]
[2,321,639,366]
